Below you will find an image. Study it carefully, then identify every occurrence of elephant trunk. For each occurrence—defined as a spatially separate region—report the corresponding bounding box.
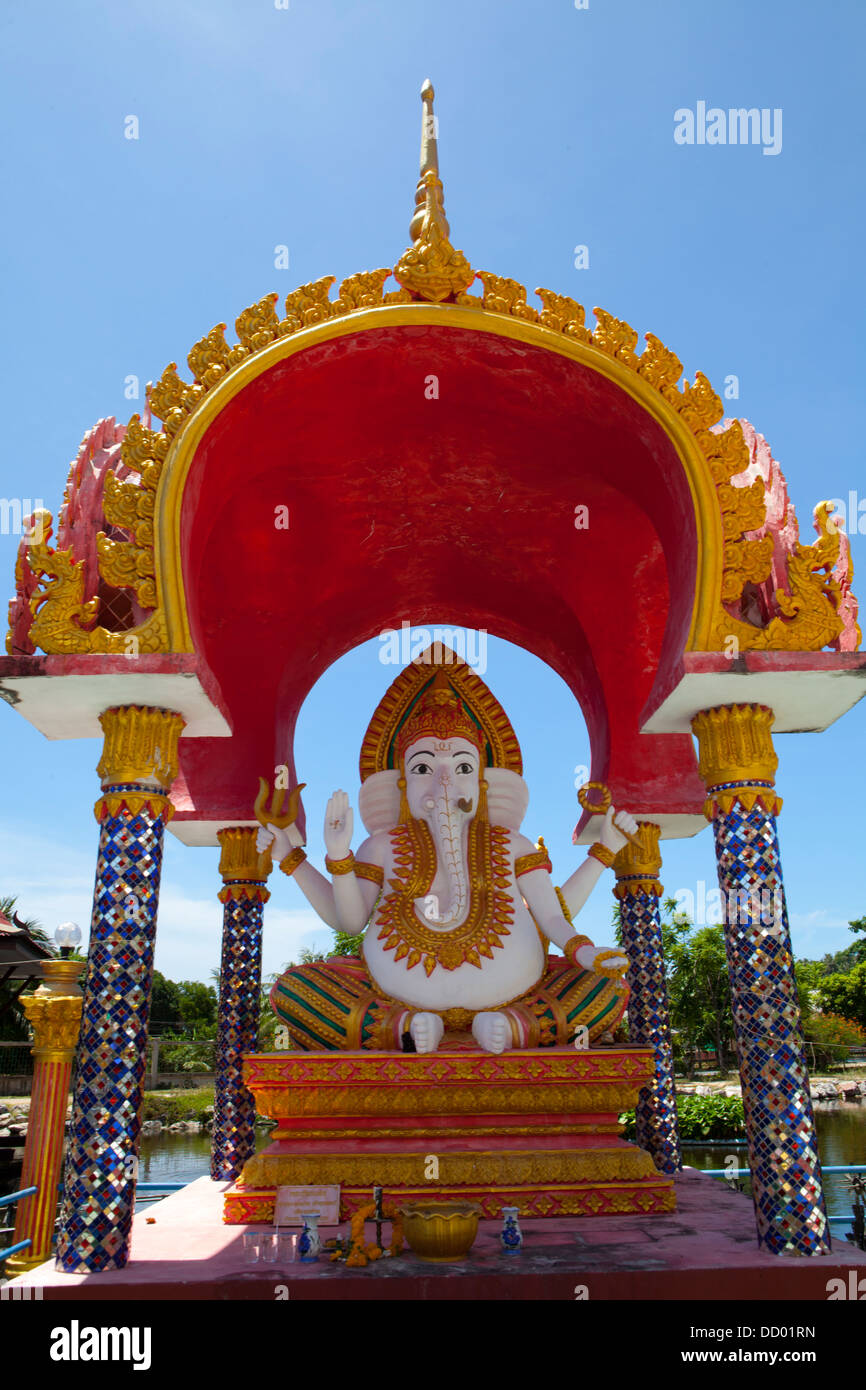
[426,779,470,928]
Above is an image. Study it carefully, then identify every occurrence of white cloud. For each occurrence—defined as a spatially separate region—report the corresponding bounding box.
[153,882,332,983]
[0,826,335,985]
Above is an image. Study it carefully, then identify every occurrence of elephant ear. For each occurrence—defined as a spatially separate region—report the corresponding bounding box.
[485,768,528,831]
[358,770,401,835]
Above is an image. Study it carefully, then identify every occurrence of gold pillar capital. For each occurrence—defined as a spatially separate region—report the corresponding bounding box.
[613,821,663,899]
[20,989,83,1061]
[691,704,782,820]
[34,958,86,998]
[217,826,272,903]
[96,705,186,788]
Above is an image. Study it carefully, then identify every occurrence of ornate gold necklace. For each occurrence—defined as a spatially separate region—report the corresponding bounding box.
[376,816,514,976]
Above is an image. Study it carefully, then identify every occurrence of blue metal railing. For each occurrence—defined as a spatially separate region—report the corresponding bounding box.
[1,1238,32,1259]
[0,1186,37,1210]
[694,1163,866,1227]
[0,1180,188,1266]
[0,1186,37,1263]
[697,1164,866,1177]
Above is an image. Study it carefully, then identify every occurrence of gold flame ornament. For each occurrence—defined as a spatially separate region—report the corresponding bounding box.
[254,777,306,831]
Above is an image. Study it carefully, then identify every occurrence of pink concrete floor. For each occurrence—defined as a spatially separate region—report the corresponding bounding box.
[7,1168,866,1300]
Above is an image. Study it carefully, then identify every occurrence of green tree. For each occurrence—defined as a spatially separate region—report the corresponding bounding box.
[614,898,735,1073]
[666,919,734,1074]
[258,972,280,1050]
[150,970,183,1031]
[175,980,218,1036]
[297,930,364,963]
[815,962,866,1029]
[799,918,866,980]
[795,959,825,994]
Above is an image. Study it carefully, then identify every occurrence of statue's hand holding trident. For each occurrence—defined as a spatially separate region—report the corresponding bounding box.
[253,778,374,934]
[254,778,307,863]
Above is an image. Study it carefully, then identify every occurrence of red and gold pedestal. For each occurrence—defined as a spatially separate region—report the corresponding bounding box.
[223,1047,676,1222]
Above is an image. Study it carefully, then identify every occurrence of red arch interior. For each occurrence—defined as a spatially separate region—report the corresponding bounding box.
[173,325,706,825]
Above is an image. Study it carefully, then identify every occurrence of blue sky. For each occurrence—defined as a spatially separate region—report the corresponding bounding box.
[1,0,864,983]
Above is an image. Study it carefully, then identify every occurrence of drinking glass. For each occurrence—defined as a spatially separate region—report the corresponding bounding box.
[278,1230,298,1264]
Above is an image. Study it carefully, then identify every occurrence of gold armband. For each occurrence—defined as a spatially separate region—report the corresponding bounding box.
[563,934,592,967]
[353,860,384,887]
[514,847,552,878]
[279,847,307,878]
[587,842,615,869]
[325,852,356,876]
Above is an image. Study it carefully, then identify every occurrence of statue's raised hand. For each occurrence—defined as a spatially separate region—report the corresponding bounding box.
[324,790,353,861]
[599,806,638,855]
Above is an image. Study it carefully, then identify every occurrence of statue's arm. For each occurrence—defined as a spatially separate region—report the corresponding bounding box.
[261,830,382,933]
[559,807,639,919]
[558,856,605,920]
[257,821,343,929]
[330,835,385,934]
[291,860,342,930]
[516,807,637,970]
[512,834,580,951]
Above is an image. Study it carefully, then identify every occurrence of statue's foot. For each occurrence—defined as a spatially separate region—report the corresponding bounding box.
[410,1011,445,1055]
[472,1011,511,1054]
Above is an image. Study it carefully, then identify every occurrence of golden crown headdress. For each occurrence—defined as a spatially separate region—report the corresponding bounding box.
[358,644,522,782]
[395,669,485,762]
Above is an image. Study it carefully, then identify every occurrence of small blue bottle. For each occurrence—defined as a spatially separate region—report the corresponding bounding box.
[500,1206,523,1252]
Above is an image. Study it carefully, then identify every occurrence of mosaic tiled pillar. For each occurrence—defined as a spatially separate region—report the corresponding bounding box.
[6,963,84,1274]
[613,822,681,1175]
[692,703,830,1255]
[210,828,271,1181]
[55,705,185,1274]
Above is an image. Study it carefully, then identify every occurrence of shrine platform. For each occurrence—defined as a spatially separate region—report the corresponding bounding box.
[224,1046,676,1222]
[8,1170,866,1301]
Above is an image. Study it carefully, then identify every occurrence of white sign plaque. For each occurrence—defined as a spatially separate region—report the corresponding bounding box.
[273,1184,341,1227]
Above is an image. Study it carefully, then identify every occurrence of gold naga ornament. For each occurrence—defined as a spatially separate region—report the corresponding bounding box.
[7,83,858,660]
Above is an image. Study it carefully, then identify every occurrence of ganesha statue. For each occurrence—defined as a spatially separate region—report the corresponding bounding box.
[258,648,637,1055]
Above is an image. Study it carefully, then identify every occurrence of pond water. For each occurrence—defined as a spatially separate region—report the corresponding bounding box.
[684,1103,865,1224]
[137,1102,866,1223]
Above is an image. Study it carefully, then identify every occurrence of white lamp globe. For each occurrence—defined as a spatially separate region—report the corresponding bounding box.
[55,922,82,951]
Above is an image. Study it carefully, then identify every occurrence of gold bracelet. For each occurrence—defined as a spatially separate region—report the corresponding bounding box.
[587,842,615,869]
[563,935,592,966]
[279,847,307,877]
[593,947,629,978]
[325,852,355,876]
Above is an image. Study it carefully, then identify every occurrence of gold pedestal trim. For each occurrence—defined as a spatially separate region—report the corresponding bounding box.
[225,1179,676,1224]
[239,1145,657,1190]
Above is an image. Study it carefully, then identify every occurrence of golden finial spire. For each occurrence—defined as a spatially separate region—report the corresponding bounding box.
[410,79,449,241]
[394,80,475,304]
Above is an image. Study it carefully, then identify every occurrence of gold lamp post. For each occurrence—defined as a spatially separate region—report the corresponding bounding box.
[5,925,84,1275]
